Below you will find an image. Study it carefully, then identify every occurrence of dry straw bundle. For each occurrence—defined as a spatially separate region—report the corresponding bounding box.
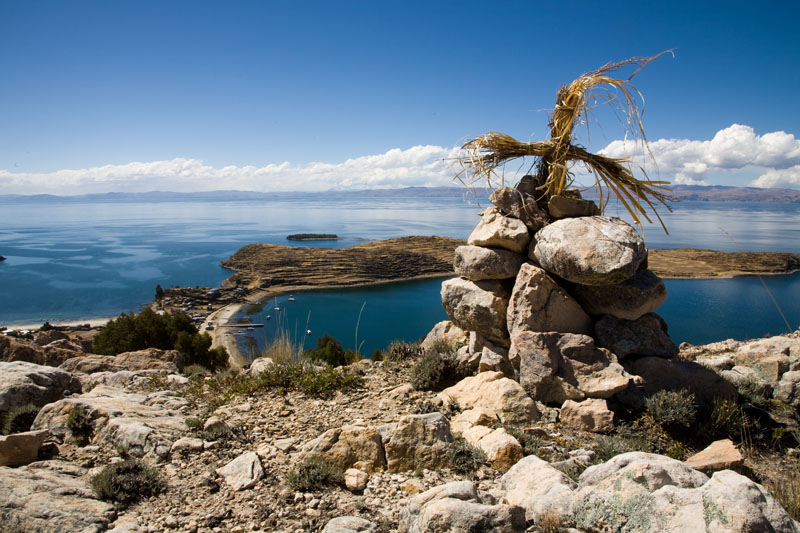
[456,52,673,231]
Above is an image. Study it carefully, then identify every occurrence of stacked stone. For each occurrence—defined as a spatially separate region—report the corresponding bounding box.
[439,175,678,431]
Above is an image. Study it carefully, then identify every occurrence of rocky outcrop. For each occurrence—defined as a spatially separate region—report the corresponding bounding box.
[499,455,577,519]
[440,278,511,345]
[462,426,522,472]
[299,424,386,473]
[0,429,48,467]
[559,398,614,433]
[0,335,85,366]
[419,321,467,353]
[0,361,82,412]
[383,413,453,473]
[438,372,539,426]
[59,350,181,375]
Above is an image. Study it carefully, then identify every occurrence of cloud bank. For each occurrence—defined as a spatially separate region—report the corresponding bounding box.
[2,125,799,195]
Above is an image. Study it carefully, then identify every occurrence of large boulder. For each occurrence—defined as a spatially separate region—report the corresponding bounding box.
[33,329,69,346]
[441,277,511,345]
[467,207,530,254]
[0,429,48,467]
[560,398,615,433]
[0,361,82,412]
[532,216,646,285]
[383,413,453,473]
[0,335,84,366]
[489,187,550,232]
[420,321,468,354]
[594,313,679,359]
[438,372,539,426]
[31,384,187,460]
[623,357,737,408]
[401,481,526,533]
[775,370,800,408]
[547,194,600,219]
[462,426,522,472]
[453,245,525,281]
[299,424,386,473]
[60,351,180,374]
[506,263,592,336]
[571,269,667,320]
[513,332,631,404]
[0,460,117,532]
[499,455,577,520]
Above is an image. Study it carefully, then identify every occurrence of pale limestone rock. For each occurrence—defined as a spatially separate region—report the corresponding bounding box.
[420,321,467,354]
[0,429,48,467]
[533,216,646,285]
[247,357,275,375]
[216,451,264,491]
[559,398,614,433]
[441,277,511,345]
[300,424,386,473]
[467,207,530,254]
[572,269,667,321]
[775,370,800,408]
[450,407,495,434]
[506,263,592,336]
[478,342,514,378]
[438,372,539,426]
[323,516,377,532]
[475,428,523,472]
[203,415,229,433]
[0,361,82,412]
[684,439,743,472]
[170,437,205,455]
[547,194,600,219]
[453,245,525,281]
[489,186,550,232]
[594,312,678,359]
[344,468,369,492]
[499,455,577,520]
[385,413,453,472]
[462,425,492,446]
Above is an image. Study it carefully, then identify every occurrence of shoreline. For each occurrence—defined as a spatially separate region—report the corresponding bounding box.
[0,317,112,331]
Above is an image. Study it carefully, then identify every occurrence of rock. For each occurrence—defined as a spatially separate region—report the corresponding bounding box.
[0,429,48,467]
[478,342,514,378]
[571,269,667,321]
[733,339,793,381]
[0,361,82,412]
[215,451,264,491]
[467,427,523,472]
[203,415,229,433]
[45,338,88,353]
[547,194,600,219]
[247,357,275,375]
[507,263,593,336]
[721,366,773,398]
[402,480,526,533]
[684,439,744,472]
[32,384,187,460]
[33,329,69,346]
[441,277,511,345]
[450,407,496,434]
[775,370,800,408]
[560,398,614,433]
[420,321,468,354]
[323,516,377,532]
[438,372,539,426]
[453,245,525,281]
[594,312,678,359]
[514,332,631,404]
[170,437,205,455]
[344,468,369,491]
[60,352,179,374]
[499,455,577,520]
[300,424,386,473]
[117,348,184,372]
[1,335,83,366]
[533,216,646,285]
[78,369,168,392]
[623,357,737,408]
[467,207,530,254]
[0,460,116,532]
[384,413,453,472]
[489,187,550,232]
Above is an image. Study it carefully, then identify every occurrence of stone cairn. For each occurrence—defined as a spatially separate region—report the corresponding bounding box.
[438,175,680,431]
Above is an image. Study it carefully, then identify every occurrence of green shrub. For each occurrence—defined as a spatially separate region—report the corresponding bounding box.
[410,351,461,392]
[698,397,751,443]
[90,458,165,506]
[232,361,363,399]
[645,389,697,428]
[593,434,651,463]
[304,335,359,367]
[447,436,486,475]
[286,456,343,491]
[67,406,93,446]
[428,337,459,355]
[733,375,771,406]
[92,308,228,371]
[0,403,40,435]
[385,339,420,361]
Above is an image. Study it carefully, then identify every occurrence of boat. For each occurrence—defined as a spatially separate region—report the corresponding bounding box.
[288,295,295,302]
[273,297,280,311]
[266,315,271,320]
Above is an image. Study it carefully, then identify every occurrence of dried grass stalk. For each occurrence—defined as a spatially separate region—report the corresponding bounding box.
[455,52,673,231]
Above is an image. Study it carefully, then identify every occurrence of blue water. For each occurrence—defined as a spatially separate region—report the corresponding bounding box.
[1,195,798,351]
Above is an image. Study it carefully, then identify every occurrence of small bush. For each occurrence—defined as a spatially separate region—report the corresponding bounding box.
[645,389,697,428]
[184,417,203,430]
[385,339,420,361]
[183,364,211,377]
[304,335,359,367]
[286,456,343,491]
[495,423,544,457]
[0,403,40,435]
[699,397,749,442]
[448,436,486,475]
[91,458,165,506]
[411,352,461,392]
[765,461,800,521]
[67,406,93,446]
[593,434,651,463]
[232,361,363,399]
[535,508,567,533]
[733,375,771,406]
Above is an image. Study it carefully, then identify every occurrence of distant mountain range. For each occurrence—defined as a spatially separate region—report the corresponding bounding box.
[2,185,798,203]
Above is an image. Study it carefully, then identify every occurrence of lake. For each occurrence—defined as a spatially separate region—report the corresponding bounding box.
[1,194,798,353]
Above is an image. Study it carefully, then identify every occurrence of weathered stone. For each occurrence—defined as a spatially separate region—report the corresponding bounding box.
[438,372,539,426]
[203,415,229,433]
[474,428,523,472]
[467,207,530,253]
[79,369,168,392]
[533,216,646,285]
[323,516,377,533]
[247,357,275,375]
[775,370,800,408]
[0,335,85,366]
[170,437,205,455]
[548,195,600,219]
[489,187,550,232]
[623,357,737,408]
[560,398,614,433]
[499,455,577,520]
[515,332,631,404]
[0,429,48,467]
[721,366,773,398]
[571,269,667,320]
[0,361,82,412]
[478,342,514,378]
[507,263,592,336]
[441,277,511,345]
[0,460,117,532]
[684,439,744,472]
[734,344,791,382]
[344,468,370,492]
[420,321,468,354]
[594,312,679,359]
[453,245,525,281]
[300,424,386,473]
[60,352,179,374]
[216,451,264,491]
[384,413,453,472]
[450,407,496,434]
[33,329,69,346]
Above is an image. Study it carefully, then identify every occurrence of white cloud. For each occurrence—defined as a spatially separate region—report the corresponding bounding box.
[600,124,800,188]
[0,145,464,195]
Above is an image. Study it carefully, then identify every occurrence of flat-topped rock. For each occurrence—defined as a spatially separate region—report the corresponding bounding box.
[467,207,530,253]
[0,361,82,412]
[441,277,511,345]
[453,245,525,281]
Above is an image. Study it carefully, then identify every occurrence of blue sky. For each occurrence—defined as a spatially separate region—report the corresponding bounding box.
[2,0,799,193]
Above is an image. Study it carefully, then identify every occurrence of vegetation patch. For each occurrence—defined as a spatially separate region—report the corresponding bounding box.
[91,458,165,507]
[645,389,697,429]
[447,436,486,476]
[410,351,462,391]
[67,406,94,446]
[573,493,658,533]
[593,434,651,463]
[286,456,343,491]
[304,335,360,367]
[0,403,40,435]
[764,461,800,521]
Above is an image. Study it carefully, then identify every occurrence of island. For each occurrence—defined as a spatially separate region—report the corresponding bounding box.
[286,233,339,241]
